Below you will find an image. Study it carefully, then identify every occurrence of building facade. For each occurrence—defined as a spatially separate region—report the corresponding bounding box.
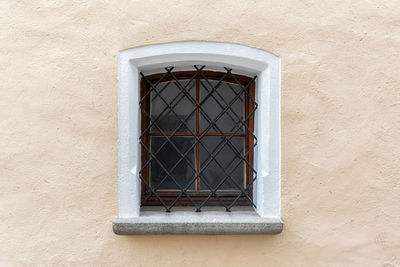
[1,0,400,266]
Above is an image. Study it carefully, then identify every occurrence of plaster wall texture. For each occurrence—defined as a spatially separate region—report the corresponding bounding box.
[1,0,399,266]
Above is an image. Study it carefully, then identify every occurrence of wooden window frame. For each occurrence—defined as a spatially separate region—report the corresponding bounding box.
[140,70,256,206]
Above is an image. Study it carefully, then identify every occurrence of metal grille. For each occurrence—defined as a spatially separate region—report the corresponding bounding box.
[139,66,257,212]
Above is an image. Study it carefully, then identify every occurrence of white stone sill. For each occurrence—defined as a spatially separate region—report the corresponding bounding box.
[113,207,283,235]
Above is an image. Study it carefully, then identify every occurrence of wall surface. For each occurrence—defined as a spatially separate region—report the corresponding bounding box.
[1,0,399,266]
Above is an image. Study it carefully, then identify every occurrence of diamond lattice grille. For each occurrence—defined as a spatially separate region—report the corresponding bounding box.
[139,66,257,212]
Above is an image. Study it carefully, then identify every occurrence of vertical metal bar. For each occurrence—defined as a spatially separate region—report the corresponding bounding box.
[248,81,256,198]
[195,78,200,191]
[140,77,150,201]
[245,83,250,189]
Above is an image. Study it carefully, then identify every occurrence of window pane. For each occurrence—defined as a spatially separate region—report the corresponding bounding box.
[150,136,196,190]
[199,136,245,190]
[199,80,244,134]
[151,79,196,133]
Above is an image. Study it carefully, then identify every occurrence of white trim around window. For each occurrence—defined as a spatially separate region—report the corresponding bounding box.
[114,41,282,234]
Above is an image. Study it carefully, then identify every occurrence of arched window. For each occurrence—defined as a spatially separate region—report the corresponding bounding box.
[114,41,281,234]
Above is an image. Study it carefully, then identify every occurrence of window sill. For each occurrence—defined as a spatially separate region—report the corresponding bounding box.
[112,207,283,235]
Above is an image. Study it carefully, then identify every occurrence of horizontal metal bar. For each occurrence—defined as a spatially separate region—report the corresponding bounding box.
[149,132,246,137]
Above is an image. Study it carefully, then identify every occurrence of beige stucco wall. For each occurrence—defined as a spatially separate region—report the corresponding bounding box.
[1,0,400,266]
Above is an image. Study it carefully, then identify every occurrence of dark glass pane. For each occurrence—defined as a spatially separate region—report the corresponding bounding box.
[151,79,196,133]
[199,136,244,190]
[150,136,195,190]
[199,80,244,134]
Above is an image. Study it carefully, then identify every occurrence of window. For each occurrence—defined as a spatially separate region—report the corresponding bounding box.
[114,41,282,234]
[140,67,256,211]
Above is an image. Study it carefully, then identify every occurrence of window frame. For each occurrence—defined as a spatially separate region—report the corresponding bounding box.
[114,41,282,234]
[140,70,256,207]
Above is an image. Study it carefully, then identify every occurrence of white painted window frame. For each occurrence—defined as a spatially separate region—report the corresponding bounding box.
[114,41,281,234]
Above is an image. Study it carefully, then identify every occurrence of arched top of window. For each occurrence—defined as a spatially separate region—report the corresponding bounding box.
[119,41,280,76]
